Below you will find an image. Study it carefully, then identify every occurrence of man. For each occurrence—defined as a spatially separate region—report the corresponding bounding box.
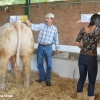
[25,13,59,86]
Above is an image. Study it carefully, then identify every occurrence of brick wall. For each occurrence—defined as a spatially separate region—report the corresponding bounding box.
[0,2,100,46]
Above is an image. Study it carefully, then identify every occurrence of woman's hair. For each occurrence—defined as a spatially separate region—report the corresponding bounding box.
[89,13,100,26]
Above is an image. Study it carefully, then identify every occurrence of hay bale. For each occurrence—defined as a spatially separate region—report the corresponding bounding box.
[0,70,100,100]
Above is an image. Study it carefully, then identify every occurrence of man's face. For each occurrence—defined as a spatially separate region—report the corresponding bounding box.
[45,17,53,25]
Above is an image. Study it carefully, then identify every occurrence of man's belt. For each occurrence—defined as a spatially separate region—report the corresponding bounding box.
[39,43,52,46]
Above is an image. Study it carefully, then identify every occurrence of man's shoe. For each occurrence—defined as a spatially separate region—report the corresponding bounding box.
[46,81,51,86]
[36,79,45,83]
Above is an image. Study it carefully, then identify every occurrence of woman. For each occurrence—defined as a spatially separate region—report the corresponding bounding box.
[76,13,100,100]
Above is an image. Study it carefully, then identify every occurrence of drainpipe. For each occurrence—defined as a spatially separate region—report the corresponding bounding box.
[25,0,30,19]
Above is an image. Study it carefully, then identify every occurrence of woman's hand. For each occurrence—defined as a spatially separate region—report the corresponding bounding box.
[76,42,83,48]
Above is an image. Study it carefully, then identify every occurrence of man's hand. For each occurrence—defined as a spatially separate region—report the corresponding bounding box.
[55,50,59,55]
[25,19,31,27]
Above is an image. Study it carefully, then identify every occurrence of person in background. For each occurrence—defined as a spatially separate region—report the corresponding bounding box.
[25,13,59,86]
[76,13,100,100]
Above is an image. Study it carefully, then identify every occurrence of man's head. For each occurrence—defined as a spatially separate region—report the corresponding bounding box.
[45,13,54,26]
[45,13,54,19]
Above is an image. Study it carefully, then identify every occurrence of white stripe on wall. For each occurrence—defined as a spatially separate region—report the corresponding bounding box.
[34,43,100,55]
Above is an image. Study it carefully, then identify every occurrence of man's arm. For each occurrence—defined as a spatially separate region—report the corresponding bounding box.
[54,29,60,55]
[25,20,42,31]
